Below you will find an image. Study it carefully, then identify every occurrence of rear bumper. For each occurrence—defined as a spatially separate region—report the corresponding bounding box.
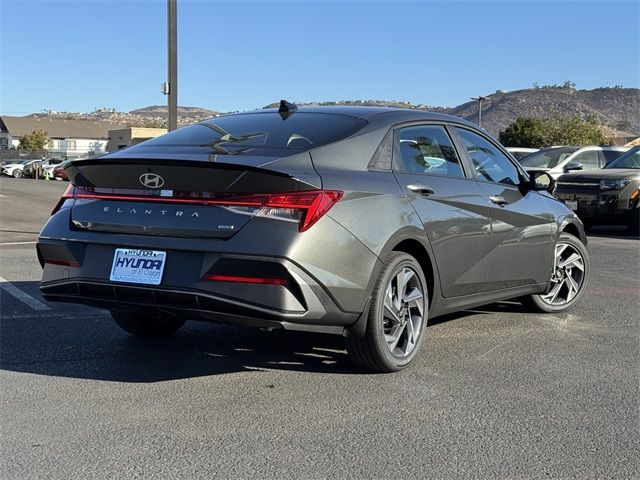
[40,279,357,335]
[38,237,363,335]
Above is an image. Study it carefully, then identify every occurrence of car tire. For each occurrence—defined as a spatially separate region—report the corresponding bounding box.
[521,232,590,313]
[346,252,428,372]
[111,310,185,337]
[12,169,22,178]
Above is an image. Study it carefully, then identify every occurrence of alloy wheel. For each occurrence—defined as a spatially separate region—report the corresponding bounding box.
[540,242,586,306]
[382,266,425,357]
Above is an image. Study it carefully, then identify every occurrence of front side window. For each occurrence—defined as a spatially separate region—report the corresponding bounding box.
[395,125,464,177]
[571,150,599,170]
[455,128,520,186]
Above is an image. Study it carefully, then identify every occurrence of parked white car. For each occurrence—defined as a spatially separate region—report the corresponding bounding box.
[519,145,629,178]
[1,159,36,178]
[506,147,539,160]
[41,158,65,177]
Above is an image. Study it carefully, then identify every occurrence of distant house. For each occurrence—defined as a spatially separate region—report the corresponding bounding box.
[0,116,125,158]
[107,127,167,152]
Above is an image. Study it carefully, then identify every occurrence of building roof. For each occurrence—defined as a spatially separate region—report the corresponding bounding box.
[0,115,127,140]
[108,127,167,138]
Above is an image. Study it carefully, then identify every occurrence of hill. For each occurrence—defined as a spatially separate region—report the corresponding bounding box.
[19,86,639,142]
[264,86,639,141]
[128,105,218,120]
[28,105,219,128]
[444,86,639,140]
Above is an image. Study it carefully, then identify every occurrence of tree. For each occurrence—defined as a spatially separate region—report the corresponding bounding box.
[142,119,166,128]
[499,117,547,148]
[544,114,608,146]
[499,115,608,148]
[19,130,51,150]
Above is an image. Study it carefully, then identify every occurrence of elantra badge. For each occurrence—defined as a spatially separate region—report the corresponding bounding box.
[139,173,165,188]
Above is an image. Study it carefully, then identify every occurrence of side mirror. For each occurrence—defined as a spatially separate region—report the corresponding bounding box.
[564,162,583,172]
[527,171,556,193]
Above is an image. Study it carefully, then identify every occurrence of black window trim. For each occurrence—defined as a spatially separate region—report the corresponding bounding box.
[390,121,470,179]
[449,125,528,188]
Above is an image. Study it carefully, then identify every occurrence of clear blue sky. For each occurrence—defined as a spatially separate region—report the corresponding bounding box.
[1,0,638,115]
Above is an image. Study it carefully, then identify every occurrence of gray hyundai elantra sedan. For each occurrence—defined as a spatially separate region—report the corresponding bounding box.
[37,101,589,372]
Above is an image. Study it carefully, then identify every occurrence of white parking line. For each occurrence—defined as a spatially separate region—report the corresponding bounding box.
[0,241,38,246]
[0,274,50,311]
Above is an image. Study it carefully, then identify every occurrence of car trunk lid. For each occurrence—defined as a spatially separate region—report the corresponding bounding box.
[65,154,321,239]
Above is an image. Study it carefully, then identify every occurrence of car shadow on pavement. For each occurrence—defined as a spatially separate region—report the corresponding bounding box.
[1,281,532,382]
[1,281,376,381]
[587,225,638,240]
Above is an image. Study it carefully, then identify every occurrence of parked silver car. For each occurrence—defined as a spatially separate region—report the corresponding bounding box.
[519,145,628,179]
[38,104,590,372]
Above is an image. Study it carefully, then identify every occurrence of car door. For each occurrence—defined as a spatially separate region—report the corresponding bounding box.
[392,123,494,297]
[452,127,554,291]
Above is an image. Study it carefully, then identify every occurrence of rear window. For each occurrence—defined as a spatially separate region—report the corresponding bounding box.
[142,112,367,151]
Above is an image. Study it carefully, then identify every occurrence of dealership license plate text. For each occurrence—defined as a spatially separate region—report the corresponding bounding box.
[109,249,166,285]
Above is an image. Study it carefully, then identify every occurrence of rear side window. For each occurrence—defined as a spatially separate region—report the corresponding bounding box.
[395,125,464,177]
[602,149,625,164]
[141,113,367,152]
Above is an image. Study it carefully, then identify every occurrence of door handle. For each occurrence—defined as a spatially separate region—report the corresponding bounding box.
[407,184,435,196]
[489,195,509,206]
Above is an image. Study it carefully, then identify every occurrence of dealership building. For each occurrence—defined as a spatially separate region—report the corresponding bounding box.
[106,127,167,152]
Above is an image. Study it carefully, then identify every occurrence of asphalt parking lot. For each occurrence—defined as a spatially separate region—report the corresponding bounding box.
[1,176,638,479]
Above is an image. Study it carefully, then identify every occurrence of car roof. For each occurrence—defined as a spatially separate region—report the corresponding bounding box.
[540,145,627,152]
[228,105,479,129]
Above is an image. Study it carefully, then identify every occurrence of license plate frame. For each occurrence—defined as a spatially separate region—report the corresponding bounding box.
[564,200,578,211]
[109,248,166,286]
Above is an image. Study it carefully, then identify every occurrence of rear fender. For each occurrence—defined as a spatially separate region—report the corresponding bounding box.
[344,226,443,338]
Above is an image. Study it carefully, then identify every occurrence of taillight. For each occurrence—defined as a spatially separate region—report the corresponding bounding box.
[51,185,75,216]
[260,190,343,232]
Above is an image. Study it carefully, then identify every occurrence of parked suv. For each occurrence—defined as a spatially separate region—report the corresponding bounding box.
[554,146,640,233]
[519,146,628,179]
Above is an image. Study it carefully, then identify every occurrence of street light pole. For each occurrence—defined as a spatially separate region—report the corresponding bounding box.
[167,0,178,131]
[470,95,489,128]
